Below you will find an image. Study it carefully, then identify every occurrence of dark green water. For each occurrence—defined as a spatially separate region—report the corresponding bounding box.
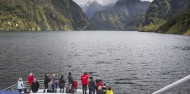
[0,31,190,94]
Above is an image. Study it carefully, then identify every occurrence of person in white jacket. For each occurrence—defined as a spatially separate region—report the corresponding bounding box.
[17,77,24,93]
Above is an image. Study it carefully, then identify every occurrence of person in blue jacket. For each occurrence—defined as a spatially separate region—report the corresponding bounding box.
[89,77,96,94]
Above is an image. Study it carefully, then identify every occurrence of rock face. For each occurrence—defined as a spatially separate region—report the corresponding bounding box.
[81,1,112,19]
[90,0,150,30]
[0,0,92,31]
[141,0,190,35]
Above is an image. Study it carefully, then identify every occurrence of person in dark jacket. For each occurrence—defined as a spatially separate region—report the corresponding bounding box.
[59,75,66,93]
[31,78,39,93]
[68,72,74,85]
[89,77,96,94]
[43,73,50,92]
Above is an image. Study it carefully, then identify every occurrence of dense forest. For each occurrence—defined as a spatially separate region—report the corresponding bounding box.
[0,0,92,31]
[141,0,190,35]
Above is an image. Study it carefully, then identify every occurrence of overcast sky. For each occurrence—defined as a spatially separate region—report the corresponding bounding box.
[73,0,153,5]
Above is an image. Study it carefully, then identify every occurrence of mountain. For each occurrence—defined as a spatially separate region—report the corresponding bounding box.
[90,0,151,30]
[157,10,190,35]
[81,1,113,19]
[0,0,92,31]
[141,0,190,35]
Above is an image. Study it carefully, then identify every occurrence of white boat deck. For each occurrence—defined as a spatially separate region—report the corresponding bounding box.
[3,80,89,94]
[30,88,88,94]
[33,88,88,94]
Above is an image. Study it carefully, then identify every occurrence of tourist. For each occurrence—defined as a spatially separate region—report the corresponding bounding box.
[52,74,56,92]
[31,78,39,93]
[68,72,74,85]
[58,75,66,93]
[47,79,54,93]
[106,87,114,94]
[89,77,96,94]
[28,73,34,91]
[96,79,103,90]
[73,79,78,92]
[17,77,24,93]
[81,72,89,94]
[54,73,59,92]
[43,73,50,92]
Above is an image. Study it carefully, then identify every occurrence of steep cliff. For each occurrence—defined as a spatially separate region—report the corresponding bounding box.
[81,1,112,19]
[141,0,190,35]
[90,0,150,30]
[0,0,92,31]
[157,10,190,35]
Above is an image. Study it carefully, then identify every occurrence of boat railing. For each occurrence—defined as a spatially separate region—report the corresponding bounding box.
[152,75,190,94]
[3,80,43,92]
[3,80,82,92]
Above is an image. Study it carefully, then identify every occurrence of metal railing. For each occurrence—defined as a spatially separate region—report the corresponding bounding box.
[3,80,83,92]
[153,75,190,94]
[3,80,43,92]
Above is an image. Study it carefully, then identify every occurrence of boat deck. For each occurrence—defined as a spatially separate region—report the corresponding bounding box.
[3,80,89,94]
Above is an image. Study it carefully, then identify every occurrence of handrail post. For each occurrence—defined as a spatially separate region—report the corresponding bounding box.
[11,86,13,91]
[153,75,190,94]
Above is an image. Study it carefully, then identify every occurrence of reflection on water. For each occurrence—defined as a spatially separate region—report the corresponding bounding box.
[0,31,190,94]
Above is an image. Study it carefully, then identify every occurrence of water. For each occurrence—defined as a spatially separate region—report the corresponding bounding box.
[0,31,190,94]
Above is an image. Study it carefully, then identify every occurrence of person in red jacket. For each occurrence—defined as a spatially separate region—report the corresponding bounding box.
[73,80,78,92]
[28,73,34,92]
[81,72,89,94]
[96,79,103,90]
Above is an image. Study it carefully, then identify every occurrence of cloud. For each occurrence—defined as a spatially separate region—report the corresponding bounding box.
[73,0,116,5]
[73,0,153,6]
[141,0,153,2]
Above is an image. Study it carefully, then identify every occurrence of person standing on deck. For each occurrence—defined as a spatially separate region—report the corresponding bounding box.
[96,78,104,94]
[17,77,24,93]
[54,73,59,92]
[28,73,34,92]
[43,73,50,93]
[96,79,103,88]
[106,87,114,94]
[47,79,54,93]
[59,75,66,93]
[68,72,74,85]
[31,78,39,93]
[51,74,56,92]
[73,79,78,92]
[89,77,96,94]
[81,72,89,94]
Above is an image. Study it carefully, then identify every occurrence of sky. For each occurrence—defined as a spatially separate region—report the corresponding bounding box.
[73,0,153,6]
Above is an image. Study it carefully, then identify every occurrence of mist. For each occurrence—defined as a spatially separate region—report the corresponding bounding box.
[73,0,153,6]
